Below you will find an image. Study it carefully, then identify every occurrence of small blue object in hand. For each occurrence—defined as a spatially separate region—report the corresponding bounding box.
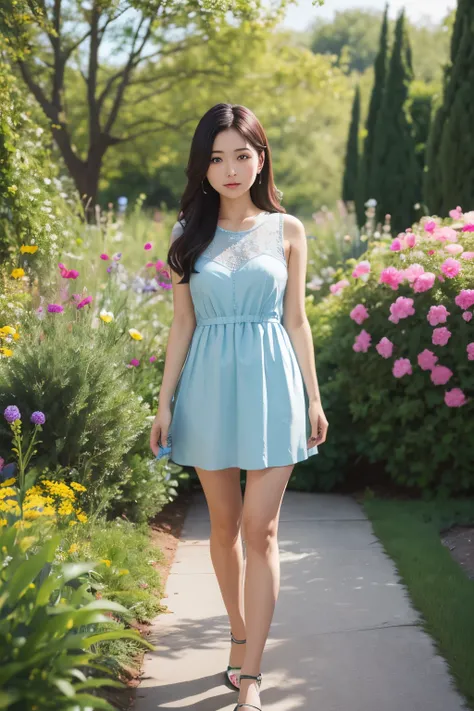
[156,433,172,461]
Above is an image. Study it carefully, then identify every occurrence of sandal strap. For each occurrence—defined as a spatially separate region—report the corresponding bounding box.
[239,673,262,684]
[236,706,261,711]
[231,632,246,644]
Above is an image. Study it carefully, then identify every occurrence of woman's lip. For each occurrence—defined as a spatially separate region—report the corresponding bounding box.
[224,183,240,187]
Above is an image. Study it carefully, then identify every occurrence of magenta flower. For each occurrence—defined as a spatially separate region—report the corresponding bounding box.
[462,224,474,232]
[445,388,467,407]
[155,259,166,271]
[406,233,416,248]
[160,282,173,290]
[149,355,157,363]
[440,258,461,278]
[461,251,474,260]
[427,305,450,326]
[432,327,451,346]
[144,242,153,250]
[434,226,458,243]
[463,311,473,322]
[388,296,415,324]
[412,272,436,293]
[100,253,109,260]
[376,337,394,358]
[353,329,371,353]
[350,304,369,325]
[58,263,80,279]
[430,365,453,386]
[467,343,474,361]
[145,261,155,268]
[455,289,474,310]
[77,296,93,309]
[380,266,404,291]
[418,349,438,371]
[390,238,402,251]
[449,206,463,219]
[352,260,371,279]
[427,249,436,256]
[30,411,46,425]
[130,358,140,367]
[393,358,412,378]
[47,304,64,313]
[424,220,437,234]
[4,405,21,423]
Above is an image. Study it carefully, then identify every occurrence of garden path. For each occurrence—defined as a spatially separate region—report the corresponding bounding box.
[134,490,468,711]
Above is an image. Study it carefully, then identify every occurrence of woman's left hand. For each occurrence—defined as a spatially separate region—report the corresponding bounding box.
[308,400,329,447]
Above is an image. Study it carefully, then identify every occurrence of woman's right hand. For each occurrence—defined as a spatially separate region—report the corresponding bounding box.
[150,406,172,457]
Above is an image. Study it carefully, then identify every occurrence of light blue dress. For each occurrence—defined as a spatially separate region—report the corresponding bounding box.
[169,210,318,471]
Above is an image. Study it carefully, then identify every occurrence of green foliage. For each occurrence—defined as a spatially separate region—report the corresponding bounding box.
[0,528,153,711]
[342,86,360,204]
[408,81,435,176]
[304,216,474,493]
[370,11,419,232]
[356,6,388,226]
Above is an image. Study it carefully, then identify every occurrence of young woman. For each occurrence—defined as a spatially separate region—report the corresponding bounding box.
[150,103,328,711]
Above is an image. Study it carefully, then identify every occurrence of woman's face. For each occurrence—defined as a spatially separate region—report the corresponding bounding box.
[206,128,263,196]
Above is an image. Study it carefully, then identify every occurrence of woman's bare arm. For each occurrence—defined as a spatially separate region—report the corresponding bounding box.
[282,214,328,445]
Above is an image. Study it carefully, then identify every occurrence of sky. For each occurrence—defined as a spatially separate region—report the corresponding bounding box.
[282,0,457,30]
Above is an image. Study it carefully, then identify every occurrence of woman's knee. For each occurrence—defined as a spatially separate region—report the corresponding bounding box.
[243,518,278,554]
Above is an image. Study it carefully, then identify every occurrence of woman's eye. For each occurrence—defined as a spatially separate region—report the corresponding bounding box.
[210,155,249,163]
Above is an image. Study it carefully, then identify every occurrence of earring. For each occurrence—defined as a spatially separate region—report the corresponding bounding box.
[201,179,208,194]
[258,172,262,185]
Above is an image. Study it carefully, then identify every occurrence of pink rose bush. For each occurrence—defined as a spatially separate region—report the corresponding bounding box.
[306,205,474,493]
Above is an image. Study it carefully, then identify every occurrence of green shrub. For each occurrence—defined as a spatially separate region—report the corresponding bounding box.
[302,211,474,494]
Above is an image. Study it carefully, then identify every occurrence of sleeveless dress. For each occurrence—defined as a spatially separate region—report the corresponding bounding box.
[169,210,318,471]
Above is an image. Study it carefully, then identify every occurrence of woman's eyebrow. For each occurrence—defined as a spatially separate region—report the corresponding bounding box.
[211,147,250,153]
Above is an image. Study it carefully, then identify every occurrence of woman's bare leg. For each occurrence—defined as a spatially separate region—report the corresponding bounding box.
[194,466,246,669]
[238,463,294,708]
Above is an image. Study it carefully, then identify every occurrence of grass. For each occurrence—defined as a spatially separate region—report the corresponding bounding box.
[362,494,474,709]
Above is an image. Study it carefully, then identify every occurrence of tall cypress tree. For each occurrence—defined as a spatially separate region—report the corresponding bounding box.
[437,0,474,214]
[342,86,361,204]
[370,10,418,232]
[424,0,468,215]
[356,5,388,226]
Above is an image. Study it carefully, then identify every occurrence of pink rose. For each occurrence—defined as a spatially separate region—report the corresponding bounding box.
[432,327,451,346]
[329,279,350,294]
[412,272,435,293]
[376,337,394,358]
[393,358,412,378]
[444,388,467,407]
[380,266,404,291]
[418,349,438,371]
[440,258,461,278]
[427,305,450,326]
[430,365,453,385]
[455,289,474,310]
[406,233,416,248]
[352,260,371,279]
[424,220,437,234]
[353,329,371,353]
[461,252,474,260]
[467,343,474,361]
[449,206,463,219]
[434,227,458,243]
[463,311,473,322]
[388,296,415,324]
[403,263,425,283]
[390,238,402,251]
[444,243,463,255]
[350,304,370,325]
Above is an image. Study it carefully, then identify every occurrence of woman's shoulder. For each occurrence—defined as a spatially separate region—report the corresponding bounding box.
[281,213,306,242]
[170,216,186,242]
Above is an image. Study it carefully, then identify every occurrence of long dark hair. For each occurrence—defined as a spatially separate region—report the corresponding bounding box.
[167,103,285,283]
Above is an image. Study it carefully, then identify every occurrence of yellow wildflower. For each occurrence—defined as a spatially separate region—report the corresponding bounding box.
[76,512,88,523]
[100,559,111,567]
[70,482,86,492]
[69,520,78,527]
[1,478,16,487]
[10,268,25,279]
[20,245,38,254]
[0,326,16,336]
[8,185,18,194]
[0,348,13,357]
[119,569,129,575]
[0,519,7,527]
[68,543,79,554]
[100,310,114,323]
[128,328,143,340]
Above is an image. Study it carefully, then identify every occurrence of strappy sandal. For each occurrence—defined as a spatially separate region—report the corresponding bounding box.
[224,631,246,690]
[233,672,262,711]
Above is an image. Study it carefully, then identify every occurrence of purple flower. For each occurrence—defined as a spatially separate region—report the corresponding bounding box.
[31,411,46,425]
[130,358,140,367]
[48,304,64,313]
[4,405,21,423]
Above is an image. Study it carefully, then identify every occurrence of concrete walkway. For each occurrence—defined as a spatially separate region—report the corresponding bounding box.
[135,490,469,711]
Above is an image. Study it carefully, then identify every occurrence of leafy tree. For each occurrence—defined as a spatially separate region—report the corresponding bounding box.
[0,0,290,218]
[370,11,418,232]
[342,86,360,203]
[424,0,474,215]
[356,5,388,225]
